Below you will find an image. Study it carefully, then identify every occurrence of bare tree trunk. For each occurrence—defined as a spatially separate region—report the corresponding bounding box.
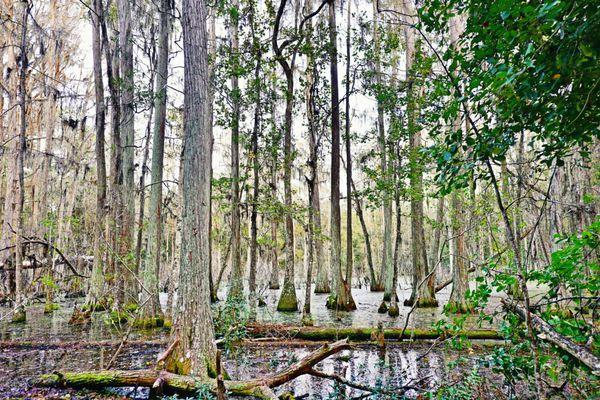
[305,1,329,295]
[165,0,217,376]
[139,0,171,327]
[11,0,30,322]
[207,7,218,304]
[273,0,298,311]
[227,0,243,301]
[328,0,355,311]
[85,0,108,311]
[344,0,354,294]
[118,0,137,306]
[248,3,262,315]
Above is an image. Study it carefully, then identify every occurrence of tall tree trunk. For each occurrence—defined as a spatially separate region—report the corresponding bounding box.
[118,0,137,306]
[139,0,171,327]
[227,0,243,301]
[344,0,354,293]
[101,8,123,307]
[328,0,355,311]
[304,18,329,295]
[86,0,108,311]
[403,0,437,308]
[248,3,262,315]
[371,0,387,293]
[273,0,298,311]
[11,0,29,322]
[165,0,217,376]
[207,7,218,303]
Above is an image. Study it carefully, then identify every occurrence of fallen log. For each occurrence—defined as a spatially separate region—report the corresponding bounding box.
[38,339,355,399]
[247,324,501,341]
[503,299,600,375]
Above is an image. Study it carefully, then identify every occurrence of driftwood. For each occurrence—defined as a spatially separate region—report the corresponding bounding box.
[38,339,358,399]
[247,324,501,341]
[503,299,600,375]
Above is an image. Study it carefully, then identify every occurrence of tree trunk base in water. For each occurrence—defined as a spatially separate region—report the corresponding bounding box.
[445,300,474,314]
[38,339,351,399]
[377,301,388,314]
[276,283,298,312]
[403,297,438,308]
[387,303,399,317]
[132,315,165,329]
[370,283,384,292]
[314,287,331,294]
[301,312,314,326]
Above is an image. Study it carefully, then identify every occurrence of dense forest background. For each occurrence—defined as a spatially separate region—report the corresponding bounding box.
[0,0,598,398]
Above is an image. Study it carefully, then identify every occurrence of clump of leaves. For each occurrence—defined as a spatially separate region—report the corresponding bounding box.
[213,294,249,351]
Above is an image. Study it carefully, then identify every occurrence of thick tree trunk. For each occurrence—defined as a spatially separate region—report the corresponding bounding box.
[328,0,355,311]
[164,0,217,377]
[227,0,243,301]
[139,0,171,328]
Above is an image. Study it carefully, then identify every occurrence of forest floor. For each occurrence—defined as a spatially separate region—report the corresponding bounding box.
[0,281,542,399]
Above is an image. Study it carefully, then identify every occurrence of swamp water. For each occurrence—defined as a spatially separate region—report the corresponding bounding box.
[0,284,523,399]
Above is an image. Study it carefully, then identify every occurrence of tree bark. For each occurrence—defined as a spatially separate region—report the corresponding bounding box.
[117,0,137,306]
[248,3,262,314]
[139,0,171,327]
[328,0,355,311]
[11,0,30,322]
[227,0,243,301]
[273,0,298,311]
[86,0,108,311]
[165,0,217,377]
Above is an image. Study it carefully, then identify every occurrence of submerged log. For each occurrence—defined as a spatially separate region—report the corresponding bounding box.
[38,339,351,399]
[247,324,501,341]
[503,299,600,375]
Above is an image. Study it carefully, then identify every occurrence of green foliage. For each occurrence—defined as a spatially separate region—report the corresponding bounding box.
[420,0,599,194]
[434,366,483,400]
[213,295,249,351]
